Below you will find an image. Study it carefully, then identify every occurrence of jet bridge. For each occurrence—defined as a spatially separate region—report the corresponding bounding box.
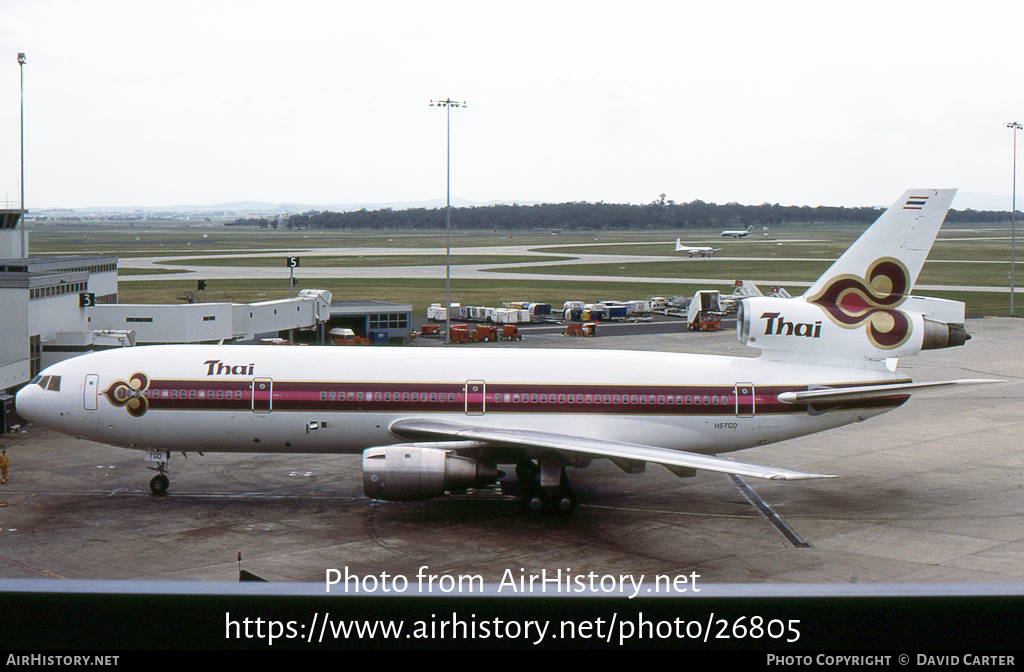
[87,289,332,344]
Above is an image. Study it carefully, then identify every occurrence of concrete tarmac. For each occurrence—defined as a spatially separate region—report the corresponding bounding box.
[0,318,1020,586]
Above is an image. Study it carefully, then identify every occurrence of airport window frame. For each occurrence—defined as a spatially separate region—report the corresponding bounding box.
[29,335,41,377]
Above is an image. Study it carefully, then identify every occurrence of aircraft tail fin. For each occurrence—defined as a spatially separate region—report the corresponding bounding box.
[737,189,963,368]
[803,189,956,299]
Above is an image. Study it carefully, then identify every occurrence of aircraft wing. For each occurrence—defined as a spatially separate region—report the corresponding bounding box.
[389,418,836,481]
[776,378,1002,405]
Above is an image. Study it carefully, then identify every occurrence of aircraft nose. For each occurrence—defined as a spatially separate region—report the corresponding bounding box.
[14,381,44,425]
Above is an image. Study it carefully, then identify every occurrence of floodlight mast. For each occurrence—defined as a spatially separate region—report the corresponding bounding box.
[1008,121,1021,316]
[430,98,466,343]
[18,52,26,258]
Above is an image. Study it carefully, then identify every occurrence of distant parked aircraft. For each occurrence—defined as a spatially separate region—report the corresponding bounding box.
[674,239,719,257]
[721,226,753,238]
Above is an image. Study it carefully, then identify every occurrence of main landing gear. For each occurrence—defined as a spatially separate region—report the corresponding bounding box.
[148,452,170,495]
[516,459,578,515]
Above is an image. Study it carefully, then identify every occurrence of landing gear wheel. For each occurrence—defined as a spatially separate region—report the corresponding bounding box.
[518,460,579,515]
[150,474,169,495]
[553,487,577,515]
[522,492,546,512]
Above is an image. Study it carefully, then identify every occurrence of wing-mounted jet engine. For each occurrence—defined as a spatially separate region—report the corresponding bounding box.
[362,444,503,501]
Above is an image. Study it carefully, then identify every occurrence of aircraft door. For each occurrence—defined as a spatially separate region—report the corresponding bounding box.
[84,374,99,411]
[252,378,273,413]
[734,382,755,417]
[465,380,485,415]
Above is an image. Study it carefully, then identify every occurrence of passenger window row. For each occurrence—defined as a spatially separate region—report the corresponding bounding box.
[319,390,457,403]
[491,392,731,405]
[141,389,244,400]
[309,388,733,406]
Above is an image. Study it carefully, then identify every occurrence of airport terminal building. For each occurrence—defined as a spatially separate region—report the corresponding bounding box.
[0,254,120,390]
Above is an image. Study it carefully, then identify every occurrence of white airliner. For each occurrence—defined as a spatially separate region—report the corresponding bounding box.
[721,225,753,238]
[15,189,993,514]
[674,239,719,257]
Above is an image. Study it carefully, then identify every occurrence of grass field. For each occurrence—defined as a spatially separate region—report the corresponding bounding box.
[26,219,1023,316]
[495,258,1014,287]
[151,254,574,268]
[117,267,190,276]
[27,222,649,254]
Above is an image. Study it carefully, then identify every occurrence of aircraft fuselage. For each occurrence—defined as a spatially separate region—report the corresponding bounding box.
[17,344,908,460]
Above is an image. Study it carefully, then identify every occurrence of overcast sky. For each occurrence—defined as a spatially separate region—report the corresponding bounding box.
[1,1,1022,211]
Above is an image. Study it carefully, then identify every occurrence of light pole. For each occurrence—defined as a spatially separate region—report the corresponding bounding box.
[430,98,466,343]
[18,52,26,258]
[1008,121,1021,316]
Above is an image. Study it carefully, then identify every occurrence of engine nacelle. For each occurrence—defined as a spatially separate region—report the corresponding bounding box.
[362,445,501,501]
[921,318,971,350]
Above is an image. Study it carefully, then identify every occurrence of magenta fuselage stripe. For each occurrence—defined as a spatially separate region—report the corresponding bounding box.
[124,379,910,416]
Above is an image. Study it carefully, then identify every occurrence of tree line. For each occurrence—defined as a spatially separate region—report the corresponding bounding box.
[227,199,1019,231]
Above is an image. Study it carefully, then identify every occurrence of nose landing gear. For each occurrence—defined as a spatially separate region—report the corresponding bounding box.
[147,451,171,495]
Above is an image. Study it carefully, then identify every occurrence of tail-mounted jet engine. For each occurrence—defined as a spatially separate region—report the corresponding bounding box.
[920,318,971,350]
[362,445,502,501]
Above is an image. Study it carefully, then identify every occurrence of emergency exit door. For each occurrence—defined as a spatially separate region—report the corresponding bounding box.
[252,378,273,413]
[734,382,755,417]
[84,374,99,411]
[465,380,485,415]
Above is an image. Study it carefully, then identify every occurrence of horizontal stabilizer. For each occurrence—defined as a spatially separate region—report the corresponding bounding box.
[390,418,836,481]
[776,379,1003,405]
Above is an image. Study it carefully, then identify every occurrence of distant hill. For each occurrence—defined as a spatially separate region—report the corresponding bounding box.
[33,198,538,217]
[30,192,1017,220]
[951,192,1014,212]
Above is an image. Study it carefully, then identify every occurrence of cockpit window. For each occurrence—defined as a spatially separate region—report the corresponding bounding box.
[47,376,61,392]
[30,375,42,385]
[38,376,50,388]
